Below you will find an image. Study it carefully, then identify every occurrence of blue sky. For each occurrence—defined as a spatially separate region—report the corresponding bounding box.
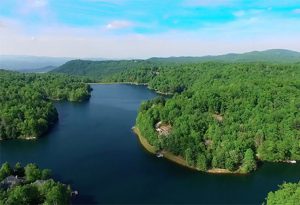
[1,0,300,58]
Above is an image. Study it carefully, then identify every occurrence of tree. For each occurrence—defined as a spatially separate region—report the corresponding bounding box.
[241,149,257,173]
[14,162,24,177]
[0,162,12,181]
[25,163,42,182]
[41,169,51,180]
[185,148,194,166]
[42,180,71,205]
[196,153,207,171]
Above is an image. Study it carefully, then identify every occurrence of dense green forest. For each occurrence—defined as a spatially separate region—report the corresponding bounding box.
[0,70,91,140]
[133,63,300,173]
[0,162,71,204]
[265,181,300,205]
[51,59,157,81]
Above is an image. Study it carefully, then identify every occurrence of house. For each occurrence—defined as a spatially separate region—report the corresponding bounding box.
[0,176,24,190]
[155,121,172,136]
[32,180,47,187]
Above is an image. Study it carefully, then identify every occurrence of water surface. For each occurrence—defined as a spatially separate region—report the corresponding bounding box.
[1,84,299,204]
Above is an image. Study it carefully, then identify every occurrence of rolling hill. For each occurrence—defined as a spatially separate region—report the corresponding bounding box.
[52,49,300,80]
[149,49,300,63]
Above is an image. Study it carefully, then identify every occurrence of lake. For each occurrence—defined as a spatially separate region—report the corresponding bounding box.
[0,84,299,204]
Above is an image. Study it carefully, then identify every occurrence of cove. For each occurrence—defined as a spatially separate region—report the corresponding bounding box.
[0,84,299,204]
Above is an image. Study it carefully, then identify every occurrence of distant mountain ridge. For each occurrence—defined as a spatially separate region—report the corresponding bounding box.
[0,55,73,71]
[148,49,300,63]
[52,49,300,80]
[0,55,106,71]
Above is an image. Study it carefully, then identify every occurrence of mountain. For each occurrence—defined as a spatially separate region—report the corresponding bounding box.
[52,49,300,80]
[51,59,152,80]
[149,49,300,63]
[21,66,58,73]
[0,55,73,71]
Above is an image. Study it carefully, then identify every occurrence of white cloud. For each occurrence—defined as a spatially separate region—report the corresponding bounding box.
[233,10,245,17]
[28,0,48,8]
[293,9,300,14]
[105,20,134,30]
[84,0,126,4]
[233,9,267,19]
[0,18,21,30]
[1,15,300,58]
[18,0,49,15]
[0,21,5,28]
[184,0,236,7]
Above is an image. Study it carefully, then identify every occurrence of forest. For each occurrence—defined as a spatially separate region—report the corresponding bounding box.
[0,162,71,204]
[265,181,300,204]
[111,62,300,173]
[51,59,157,81]
[0,70,91,140]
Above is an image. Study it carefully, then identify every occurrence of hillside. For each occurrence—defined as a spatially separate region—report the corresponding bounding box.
[51,59,156,81]
[52,49,300,81]
[149,49,300,63]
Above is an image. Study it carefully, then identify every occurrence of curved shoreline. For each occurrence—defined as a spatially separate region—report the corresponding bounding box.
[132,126,241,174]
[89,82,147,86]
[89,82,173,96]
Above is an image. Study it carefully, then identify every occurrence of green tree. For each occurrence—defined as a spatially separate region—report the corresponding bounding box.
[241,149,257,173]
[41,180,71,205]
[0,162,12,181]
[196,153,207,171]
[24,163,41,182]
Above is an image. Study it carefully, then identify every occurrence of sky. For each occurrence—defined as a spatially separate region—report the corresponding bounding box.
[1,0,300,58]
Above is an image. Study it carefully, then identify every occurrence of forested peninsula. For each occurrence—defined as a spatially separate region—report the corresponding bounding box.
[54,58,300,174]
[0,70,91,140]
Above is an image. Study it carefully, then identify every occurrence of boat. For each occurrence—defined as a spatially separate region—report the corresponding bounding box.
[71,190,79,196]
[156,153,164,158]
[285,160,297,164]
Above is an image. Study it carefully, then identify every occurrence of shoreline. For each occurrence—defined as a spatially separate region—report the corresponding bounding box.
[89,82,173,96]
[132,126,241,174]
[89,82,147,86]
